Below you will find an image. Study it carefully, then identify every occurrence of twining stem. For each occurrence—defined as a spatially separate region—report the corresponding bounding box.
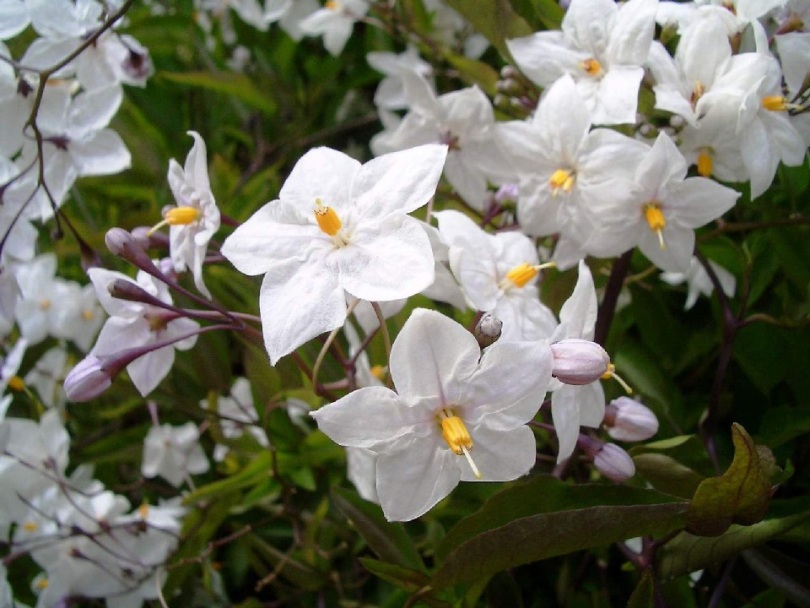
[594,250,633,346]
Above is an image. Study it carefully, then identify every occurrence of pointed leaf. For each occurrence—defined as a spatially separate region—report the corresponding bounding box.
[331,487,424,571]
[686,423,777,536]
[633,453,705,499]
[627,569,655,608]
[433,476,688,589]
[658,496,810,579]
[159,71,277,116]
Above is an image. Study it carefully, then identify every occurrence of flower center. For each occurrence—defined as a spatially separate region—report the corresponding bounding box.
[439,130,461,151]
[580,58,604,78]
[8,376,25,392]
[438,408,481,479]
[22,521,37,532]
[325,0,341,10]
[147,206,201,236]
[690,80,705,109]
[504,262,538,288]
[643,202,667,249]
[81,309,95,321]
[549,169,575,196]
[697,148,713,177]
[314,198,350,247]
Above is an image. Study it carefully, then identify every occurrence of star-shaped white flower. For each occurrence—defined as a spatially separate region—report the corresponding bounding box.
[508,0,657,125]
[221,144,447,365]
[163,131,220,299]
[142,422,210,487]
[435,209,557,341]
[312,308,553,521]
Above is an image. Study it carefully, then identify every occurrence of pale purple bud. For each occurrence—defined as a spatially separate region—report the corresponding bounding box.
[604,397,659,442]
[105,227,136,256]
[593,443,636,482]
[550,338,609,385]
[494,183,519,204]
[474,313,502,348]
[64,356,114,402]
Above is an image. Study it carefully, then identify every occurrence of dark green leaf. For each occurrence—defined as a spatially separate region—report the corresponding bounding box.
[433,476,687,588]
[443,0,533,59]
[633,453,704,499]
[331,487,424,571]
[659,496,810,579]
[686,423,776,536]
[627,569,655,608]
[159,71,278,116]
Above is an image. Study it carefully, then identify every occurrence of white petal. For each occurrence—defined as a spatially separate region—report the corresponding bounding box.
[592,65,643,125]
[551,385,581,462]
[311,386,432,449]
[70,129,131,176]
[352,144,447,219]
[279,146,359,210]
[460,424,537,482]
[376,437,460,521]
[258,258,346,365]
[607,0,656,65]
[338,215,434,302]
[221,201,324,276]
[128,344,174,396]
[463,339,552,431]
[559,261,597,340]
[389,308,479,406]
[577,381,606,428]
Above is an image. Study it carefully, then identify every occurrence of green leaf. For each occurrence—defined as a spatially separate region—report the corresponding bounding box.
[444,54,500,96]
[741,548,810,607]
[627,569,654,608]
[433,476,688,589]
[183,451,273,503]
[632,453,705,500]
[331,487,424,571]
[686,423,777,536]
[658,496,810,579]
[358,558,439,600]
[443,0,533,59]
[159,71,277,116]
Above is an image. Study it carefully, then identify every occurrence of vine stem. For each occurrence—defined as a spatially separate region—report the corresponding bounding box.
[594,250,633,346]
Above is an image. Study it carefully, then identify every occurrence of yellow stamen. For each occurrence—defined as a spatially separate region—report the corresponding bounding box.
[580,58,604,77]
[325,0,340,9]
[36,578,49,590]
[81,309,95,321]
[549,169,575,196]
[8,376,25,392]
[643,202,667,249]
[147,206,201,236]
[439,409,482,479]
[761,95,797,112]
[601,363,633,394]
[138,502,150,519]
[505,262,538,288]
[23,521,38,532]
[697,149,713,177]
[369,365,386,380]
[39,299,51,310]
[314,198,343,236]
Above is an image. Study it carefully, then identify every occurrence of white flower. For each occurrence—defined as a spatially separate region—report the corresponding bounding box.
[88,267,200,396]
[203,377,269,462]
[435,209,557,341]
[660,255,736,310]
[367,46,433,110]
[298,0,369,56]
[142,422,210,487]
[163,131,220,299]
[507,0,658,125]
[221,144,447,365]
[587,133,739,273]
[499,74,648,267]
[312,308,553,521]
[372,72,515,211]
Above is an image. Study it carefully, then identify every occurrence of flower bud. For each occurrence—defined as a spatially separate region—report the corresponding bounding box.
[550,338,610,385]
[130,226,169,250]
[604,396,659,442]
[593,443,636,482]
[64,356,114,402]
[474,313,502,349]
[105,227,138,256]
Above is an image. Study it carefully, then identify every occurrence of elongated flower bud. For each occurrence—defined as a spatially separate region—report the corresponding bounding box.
[604,397,659,442]
[550,338,609,385]
[578,434,635,482]
[64,355,116,402]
